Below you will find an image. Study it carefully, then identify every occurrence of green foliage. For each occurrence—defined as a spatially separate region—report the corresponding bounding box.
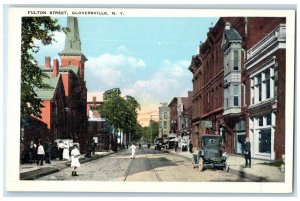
[98,88,141,140]
[149,121,159,143]
[21,17,65,120]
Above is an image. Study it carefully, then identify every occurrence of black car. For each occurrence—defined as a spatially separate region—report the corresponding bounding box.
[154,141,162,150]
[192,135,229,172]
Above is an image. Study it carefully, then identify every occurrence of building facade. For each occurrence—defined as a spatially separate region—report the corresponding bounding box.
[158,103,170,139]
[87,95,111,151]
[31,17,89,153]
[189,17,286,160]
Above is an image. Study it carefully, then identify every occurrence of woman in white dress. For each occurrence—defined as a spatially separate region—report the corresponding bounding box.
[71,145,81,176]
[62,143,69,160]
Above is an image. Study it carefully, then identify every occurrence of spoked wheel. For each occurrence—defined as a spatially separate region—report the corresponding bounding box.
[223,162,229,172]
[198,158,204,172]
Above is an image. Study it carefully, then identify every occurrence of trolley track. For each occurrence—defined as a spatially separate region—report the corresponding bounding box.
[123,148,162,182]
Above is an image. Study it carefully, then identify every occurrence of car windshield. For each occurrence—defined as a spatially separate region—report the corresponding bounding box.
[202,136,221,146]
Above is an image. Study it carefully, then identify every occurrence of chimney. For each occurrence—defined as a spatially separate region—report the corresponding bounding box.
[225,22,231,30]
[45,56,51,69]
[52,59,59,77]
[93,96,97,105]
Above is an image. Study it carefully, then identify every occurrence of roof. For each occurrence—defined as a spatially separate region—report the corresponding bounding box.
[224,28,242,41]
[34,72,60,100]
[59,66,79,75]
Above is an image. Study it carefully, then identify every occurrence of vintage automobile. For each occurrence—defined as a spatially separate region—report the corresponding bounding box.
[154,140,163,150]
[192,134,229,172]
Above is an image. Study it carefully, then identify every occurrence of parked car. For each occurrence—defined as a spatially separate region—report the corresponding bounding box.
[154,141,162,150]
[192,134,228,172]
[165,138,175,149]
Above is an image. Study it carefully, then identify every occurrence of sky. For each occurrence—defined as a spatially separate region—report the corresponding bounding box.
[35,17,219,126]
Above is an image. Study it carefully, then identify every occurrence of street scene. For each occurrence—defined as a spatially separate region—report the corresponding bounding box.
[18,13,289,184]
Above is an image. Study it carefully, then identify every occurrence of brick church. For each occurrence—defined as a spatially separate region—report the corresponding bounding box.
[25,17,90,153]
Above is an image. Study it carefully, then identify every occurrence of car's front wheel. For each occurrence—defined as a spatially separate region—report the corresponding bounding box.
[223,162,229,172]
[199,158,204,171]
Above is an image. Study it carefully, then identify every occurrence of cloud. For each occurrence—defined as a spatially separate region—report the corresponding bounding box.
[123,60,192,126]
[35,31,66,65]
[85,53,146,90]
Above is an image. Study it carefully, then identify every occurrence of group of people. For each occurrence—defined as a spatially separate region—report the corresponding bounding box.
[20,140,80,176]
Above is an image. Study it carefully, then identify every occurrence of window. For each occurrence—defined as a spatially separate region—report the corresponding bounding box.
[251,67,274,105]
[234,96,239,106]
[159,122,162,128]
[265,69,271,99]
[233,85,239,106]
[234,50,239,70]
[266,113,272,125]
[258,116,263,126]
[164,112,167,119]
[159,113,162,120]
[257,74,262,101]
[164,121,167,128]
[259,129,271,153]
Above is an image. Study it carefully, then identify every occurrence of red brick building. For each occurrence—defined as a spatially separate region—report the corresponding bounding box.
[168,94,193,149]
[86,94,112,151]
[31,17,89,152]
[189,17,286,160]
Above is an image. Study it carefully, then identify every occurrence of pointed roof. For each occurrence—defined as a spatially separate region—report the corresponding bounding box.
[59,17,87,61]
[34,72,60,100]
[224,29,242,41]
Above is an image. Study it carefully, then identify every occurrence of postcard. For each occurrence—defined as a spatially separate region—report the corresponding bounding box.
[5,7,295,193]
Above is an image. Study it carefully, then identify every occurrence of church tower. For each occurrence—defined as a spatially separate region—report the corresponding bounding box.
[59,17,87,79]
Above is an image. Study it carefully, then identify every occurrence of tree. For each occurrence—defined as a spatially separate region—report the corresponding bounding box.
[98,88,141,144]
[21,17,66,121]
[148,120,159,143]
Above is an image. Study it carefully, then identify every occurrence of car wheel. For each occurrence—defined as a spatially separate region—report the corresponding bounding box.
[223,162,229,172]
[199,158,204,172]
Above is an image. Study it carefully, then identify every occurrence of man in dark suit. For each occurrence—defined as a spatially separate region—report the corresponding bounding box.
[244,138,251,168]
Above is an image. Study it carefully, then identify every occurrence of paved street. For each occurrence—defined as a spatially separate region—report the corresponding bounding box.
[37,148,253,182]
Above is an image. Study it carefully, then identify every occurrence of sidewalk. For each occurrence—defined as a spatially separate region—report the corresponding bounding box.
[20,151,114,180]
[165,149,285,182]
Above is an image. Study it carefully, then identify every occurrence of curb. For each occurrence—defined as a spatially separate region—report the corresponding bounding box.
[20,152,114,180]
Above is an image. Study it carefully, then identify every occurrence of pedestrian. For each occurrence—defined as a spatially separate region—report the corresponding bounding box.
[175,139,178,152]
[139,143,141,149]
[58,140,64,160]
[36,142,45,166]
[129,143,136,159]
[189,141,193,153]
[44,141,52,164]
[71,145,81,176]
[63,142,70,160]
[244,138,251,168]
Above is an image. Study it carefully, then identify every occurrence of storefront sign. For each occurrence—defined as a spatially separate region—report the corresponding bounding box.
[200,120,213,128]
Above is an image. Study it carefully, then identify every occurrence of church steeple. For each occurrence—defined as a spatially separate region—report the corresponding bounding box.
[59,17,87,79]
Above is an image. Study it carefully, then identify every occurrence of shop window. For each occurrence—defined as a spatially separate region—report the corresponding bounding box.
[259,129,271,153]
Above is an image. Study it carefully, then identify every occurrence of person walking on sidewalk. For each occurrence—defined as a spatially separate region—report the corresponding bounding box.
[189,141,193,153]
[129,143,136,159]
[58,140,64,160]
[63,142,70,161]
[244,138,251,168]
[71,145,81,176]
[36,142,45,166]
